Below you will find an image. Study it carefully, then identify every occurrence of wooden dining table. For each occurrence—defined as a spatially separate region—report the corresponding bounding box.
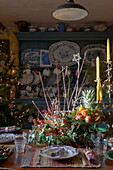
[0,145,113,170]
[0,129,113,170]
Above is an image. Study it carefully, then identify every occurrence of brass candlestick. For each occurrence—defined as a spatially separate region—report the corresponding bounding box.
[102,60,113,137]
[102,60,112,115]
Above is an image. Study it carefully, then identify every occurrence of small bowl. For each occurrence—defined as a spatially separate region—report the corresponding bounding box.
[28,26,37,32]
[83,26,92,32]
[93,24,107,31]
[38,26,47,32]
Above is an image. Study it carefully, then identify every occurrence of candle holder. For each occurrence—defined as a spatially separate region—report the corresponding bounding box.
[102,60,112,115]
[102,60,113,138]
[95,100,103,106]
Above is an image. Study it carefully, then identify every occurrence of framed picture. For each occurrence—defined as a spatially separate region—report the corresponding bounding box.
[40,50,52,67]
[21,48,40,68]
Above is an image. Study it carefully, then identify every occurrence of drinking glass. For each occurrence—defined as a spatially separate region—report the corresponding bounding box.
[22,130,31,149]
[14,136,26,153]
[95,139,108,155]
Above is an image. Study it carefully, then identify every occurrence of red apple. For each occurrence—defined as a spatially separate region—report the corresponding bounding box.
[85,115,92,123]
[81,109,88,116]
[76,114,85,120]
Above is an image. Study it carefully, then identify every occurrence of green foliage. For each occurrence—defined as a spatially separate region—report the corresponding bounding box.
[0,42,25,126]
[29,111,100,147]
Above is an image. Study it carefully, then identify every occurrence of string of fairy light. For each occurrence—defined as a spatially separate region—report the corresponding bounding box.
[0,40,31,125]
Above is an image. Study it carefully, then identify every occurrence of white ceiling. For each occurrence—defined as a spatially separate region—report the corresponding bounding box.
[0,0,113,28]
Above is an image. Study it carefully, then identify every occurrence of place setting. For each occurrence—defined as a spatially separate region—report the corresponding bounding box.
[20,144,101,168]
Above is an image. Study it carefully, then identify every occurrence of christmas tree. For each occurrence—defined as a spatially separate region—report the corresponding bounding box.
[0,40,20,125]
[0,40,38,127]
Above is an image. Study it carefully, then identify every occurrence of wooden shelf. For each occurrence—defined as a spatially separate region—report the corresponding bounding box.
[14,31,113,41]
[15,31,113,106]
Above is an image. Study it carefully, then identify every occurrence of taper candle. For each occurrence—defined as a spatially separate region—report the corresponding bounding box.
[96,56,103,101]
[99,78,103,101]
[96,80,99,101]
[107,38,110,61]
[96,56,100,79]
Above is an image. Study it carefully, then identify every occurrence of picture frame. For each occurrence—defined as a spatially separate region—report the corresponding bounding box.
[40,50,52,67]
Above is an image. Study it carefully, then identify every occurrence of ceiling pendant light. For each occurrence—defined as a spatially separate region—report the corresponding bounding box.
[52,0,88,21]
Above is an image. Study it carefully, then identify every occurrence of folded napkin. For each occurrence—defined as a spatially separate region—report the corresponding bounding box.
[0,126,17,132]
[83,147,97,165]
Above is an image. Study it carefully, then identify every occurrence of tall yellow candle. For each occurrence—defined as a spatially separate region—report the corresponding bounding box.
[96,56,100,79]
[98,78,103,101]
[107,38,110,61]
[96,81,100,101]
[96,56,103,101]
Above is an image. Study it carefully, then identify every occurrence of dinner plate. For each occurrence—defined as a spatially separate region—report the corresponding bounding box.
[81,44,106,66]
[104,150,113,160]
[0,133,19,143]
[0,127,21,133]
[49,41,80,66]
[40,145,79,160]
[0,139,13,144]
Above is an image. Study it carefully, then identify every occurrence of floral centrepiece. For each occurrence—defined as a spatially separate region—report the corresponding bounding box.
[29,52,108,147]
[30,107,107,147]
[30,90,107,147]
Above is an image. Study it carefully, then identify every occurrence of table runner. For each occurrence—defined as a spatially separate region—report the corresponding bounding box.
[21,148,101,168]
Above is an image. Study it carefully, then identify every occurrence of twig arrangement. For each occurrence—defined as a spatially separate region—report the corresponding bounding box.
[32,52,86,116]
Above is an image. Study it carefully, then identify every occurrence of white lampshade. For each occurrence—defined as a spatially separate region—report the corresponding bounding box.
[53,0,88,21]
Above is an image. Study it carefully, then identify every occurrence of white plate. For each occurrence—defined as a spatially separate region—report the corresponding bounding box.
[40,145,79,160]
[0,133,19,143]
[32,71,41,85]
[81,44,106,66]
[20,71,35,85]
[0,139,13,144]
[49,41,80,66]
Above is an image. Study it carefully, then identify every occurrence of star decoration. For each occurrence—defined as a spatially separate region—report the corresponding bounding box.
[72,53,81,63]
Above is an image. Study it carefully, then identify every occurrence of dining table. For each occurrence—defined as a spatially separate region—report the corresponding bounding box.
[0,129,113,170]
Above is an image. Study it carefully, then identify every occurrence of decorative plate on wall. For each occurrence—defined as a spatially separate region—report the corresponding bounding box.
[81,44,106,66]
[32,71,41,85]
[49,41,80,66]
[21,48,40,67]
[20,70,35,85]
